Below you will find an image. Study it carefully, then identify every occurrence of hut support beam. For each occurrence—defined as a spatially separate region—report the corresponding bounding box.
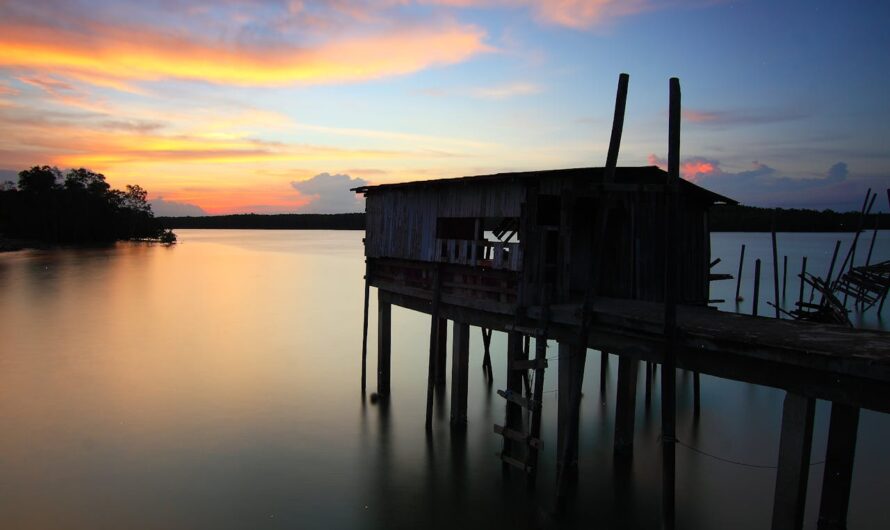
[450,322,470,429]
[501,332,524,461]
[377,299,392,397]
[614,357,638,456]
[771,392,815,530]
[557,342,587,474]
[817,403,860,530]
[436,318,448,386]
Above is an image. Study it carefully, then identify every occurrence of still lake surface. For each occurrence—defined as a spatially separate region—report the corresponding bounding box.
[1,229,888,529]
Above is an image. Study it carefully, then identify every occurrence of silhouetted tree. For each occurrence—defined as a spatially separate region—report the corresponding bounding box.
[18,166,61,193]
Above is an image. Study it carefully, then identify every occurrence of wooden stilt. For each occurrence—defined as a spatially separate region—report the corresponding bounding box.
[450,321,470,429]
[645,361,652,408]
[614,357,639,456]
[425,266,442,431]
[557,342,587,476]
[481,328,493,373]
[600,350,609,395]
[361,261,371,392]
[377,299,391,397]
[693,371,701,417]
[771,392,815,530]
[436,318,448,386]
[817,403,860,530]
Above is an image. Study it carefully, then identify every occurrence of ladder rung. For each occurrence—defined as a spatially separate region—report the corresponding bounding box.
[494,424,543,449]
[497,389,541,411]
[510,358,548,371]
[499,453,533,473]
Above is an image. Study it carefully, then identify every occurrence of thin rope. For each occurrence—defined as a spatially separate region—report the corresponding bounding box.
[675,438,825,469]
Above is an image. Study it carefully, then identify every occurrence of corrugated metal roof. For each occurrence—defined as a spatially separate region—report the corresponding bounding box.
[352,166,736,205]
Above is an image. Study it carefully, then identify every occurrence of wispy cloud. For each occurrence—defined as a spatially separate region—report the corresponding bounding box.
[470,81,542,99]
[683,108,809,127]
[0,11,490,87]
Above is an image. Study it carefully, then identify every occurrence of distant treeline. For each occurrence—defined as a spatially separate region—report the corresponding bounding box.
[710,204,888,232]
[159,213,365,230]
[159,205,887,233]
[0,166,174,245]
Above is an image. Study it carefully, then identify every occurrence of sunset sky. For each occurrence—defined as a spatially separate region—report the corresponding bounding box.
[1,0,888,215]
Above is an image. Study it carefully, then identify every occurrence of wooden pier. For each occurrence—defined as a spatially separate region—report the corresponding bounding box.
[354,75,890,529]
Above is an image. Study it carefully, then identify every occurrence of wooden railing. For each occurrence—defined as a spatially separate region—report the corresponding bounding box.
[434,238,522,271]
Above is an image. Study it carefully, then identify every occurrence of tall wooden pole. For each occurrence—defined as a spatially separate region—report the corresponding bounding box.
[604,73,630,182]
[661,76,681,530]
[753,259,762,317]
[425,266,442,431]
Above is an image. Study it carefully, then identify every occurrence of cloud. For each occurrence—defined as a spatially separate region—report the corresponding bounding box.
[149,197,208,217]
[648,152,882,211]
[683,108,809,127]
[421,0,718,29]
[470,81,542,99]
[0,10,490,87]
[290,172,368,213]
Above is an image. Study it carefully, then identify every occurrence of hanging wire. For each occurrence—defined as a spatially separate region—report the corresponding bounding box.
[674,438,825,469]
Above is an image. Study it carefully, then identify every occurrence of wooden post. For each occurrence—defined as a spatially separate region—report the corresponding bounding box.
[361,261,371,392]
[377,299,392,397]
[772,224,780,318]
[557,342,587,475]
[481,328,493,373]
[797,257,808,310]
[771,393,816,530]
[645,361,652,408]
[735,244,746,302]
[450,322,470,429]
[436,318,448,386]
[820,241,842,306]
[425,266,442,430]
[782,255,788,301]
[693,372,701,417]
[614,357,639,456]
[604,73,630,182]
[817,403,860,530]
[600,350,609,395]
[661,76,681,530]
[753,259,762,317]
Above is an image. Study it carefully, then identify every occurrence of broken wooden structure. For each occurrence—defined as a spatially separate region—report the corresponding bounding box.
[355,75,890,529]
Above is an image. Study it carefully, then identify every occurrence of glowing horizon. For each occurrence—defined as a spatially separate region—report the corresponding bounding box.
[1,0,888,215]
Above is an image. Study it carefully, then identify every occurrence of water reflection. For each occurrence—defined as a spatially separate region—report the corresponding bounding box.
[0,230,888,529]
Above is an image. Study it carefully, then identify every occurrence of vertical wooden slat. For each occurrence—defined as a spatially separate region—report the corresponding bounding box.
[771,393,816,530]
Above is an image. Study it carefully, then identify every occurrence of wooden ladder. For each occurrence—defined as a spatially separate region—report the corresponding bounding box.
[495,306,550,478]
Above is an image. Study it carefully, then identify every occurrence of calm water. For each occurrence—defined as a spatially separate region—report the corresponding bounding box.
[0,230,888,529]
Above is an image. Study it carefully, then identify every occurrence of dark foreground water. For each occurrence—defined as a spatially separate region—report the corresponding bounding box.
[0,230,888,529]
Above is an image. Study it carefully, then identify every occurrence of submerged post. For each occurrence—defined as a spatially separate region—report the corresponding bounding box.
[450,322,470,429]
[772,223,780,318]
[782,255,788,301]
[557,342,587,479]
[735,244,746,302]
[481,328,493,374]
[361,260,371,392]
[817,403,860,530]
[798,257,808,310]
[771,393,816,530]
[377,298,392,397]
[436,318,448,387]
[425,266,442,430]
[614,358,639,456]
[753,259,762,317]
